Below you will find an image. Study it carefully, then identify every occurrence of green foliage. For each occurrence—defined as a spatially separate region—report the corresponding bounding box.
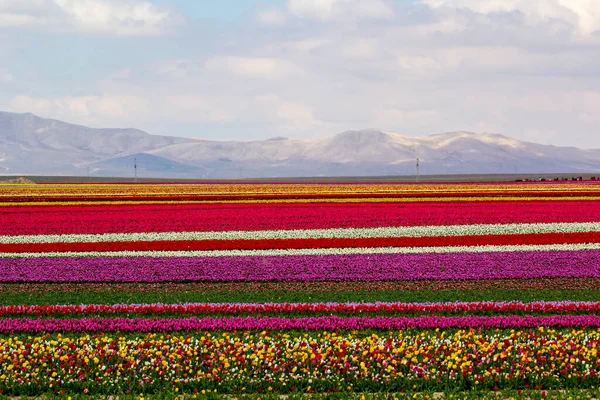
[2,289,600,306]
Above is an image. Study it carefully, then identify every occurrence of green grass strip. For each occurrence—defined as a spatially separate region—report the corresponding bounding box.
[2,289,600,305]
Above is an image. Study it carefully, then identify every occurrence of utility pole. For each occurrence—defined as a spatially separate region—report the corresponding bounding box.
[134,157,138,183]
[416,158,420,182]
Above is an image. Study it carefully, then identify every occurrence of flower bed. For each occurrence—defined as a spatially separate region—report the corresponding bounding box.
[4,181,600,396]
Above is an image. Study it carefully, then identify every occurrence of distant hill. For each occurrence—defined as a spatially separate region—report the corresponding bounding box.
[0,177,35,184]
[1,111,600,178]
[0,111,192,176]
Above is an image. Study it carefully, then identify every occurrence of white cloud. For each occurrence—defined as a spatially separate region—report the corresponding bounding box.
[288,0,337,20]
[87,95,151,119]
[341,38,379,59]
[0,0,173,35]
[396,55,442,73]
[0,69,12,83]
[256,8,287,25]
[205,56,299,80]
[109,69,132,80]
[268,38,331,53]
[576,92,600,124]
[423,0,600,35]
[6,93,237,126]
[374,108,440,130]
[7,95,57,117]
[277,102,325,128]
[288,0,394,21]
[292,39,331,52]
[163,95,236,124]
[434,46,539,71]
[394,46,579,76]
[407,19,467,36]
[152,60,201,80]
[0,1,56,28]
[7,94,151,123]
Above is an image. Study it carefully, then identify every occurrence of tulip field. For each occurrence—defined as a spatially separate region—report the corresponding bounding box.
[5,181,600,398]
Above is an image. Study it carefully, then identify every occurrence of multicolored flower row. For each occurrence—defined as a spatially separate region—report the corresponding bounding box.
[1,329,600,395]
[9,189,600,203]
[16,196,600,207]
[4,181,597,197]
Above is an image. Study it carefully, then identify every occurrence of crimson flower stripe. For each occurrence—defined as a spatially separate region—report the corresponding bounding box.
[4,201,600,235]
[3,231,600,253]
[3,301,600,316]
[6,315,600,333]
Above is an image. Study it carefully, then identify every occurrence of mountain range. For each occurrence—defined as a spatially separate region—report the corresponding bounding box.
[1,111,599,178]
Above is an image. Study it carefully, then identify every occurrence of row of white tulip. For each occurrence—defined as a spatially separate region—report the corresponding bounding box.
[3,243,600,258]
[1,221,599,244]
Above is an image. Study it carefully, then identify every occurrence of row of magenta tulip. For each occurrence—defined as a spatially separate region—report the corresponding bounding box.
[7,315,600,332]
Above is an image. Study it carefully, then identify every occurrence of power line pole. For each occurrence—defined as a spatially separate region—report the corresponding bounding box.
[416,158,420,182]
[134,157,138,183]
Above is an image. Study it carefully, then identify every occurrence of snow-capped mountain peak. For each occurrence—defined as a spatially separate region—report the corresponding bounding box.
[0,112,598,178]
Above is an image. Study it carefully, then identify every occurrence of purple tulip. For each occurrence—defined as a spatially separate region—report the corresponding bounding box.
[1,250,599,282]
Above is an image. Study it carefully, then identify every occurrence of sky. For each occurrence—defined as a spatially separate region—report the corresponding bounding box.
[1,1,600,147]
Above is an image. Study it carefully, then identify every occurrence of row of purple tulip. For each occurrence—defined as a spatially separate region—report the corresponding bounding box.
[1,250,599,282]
